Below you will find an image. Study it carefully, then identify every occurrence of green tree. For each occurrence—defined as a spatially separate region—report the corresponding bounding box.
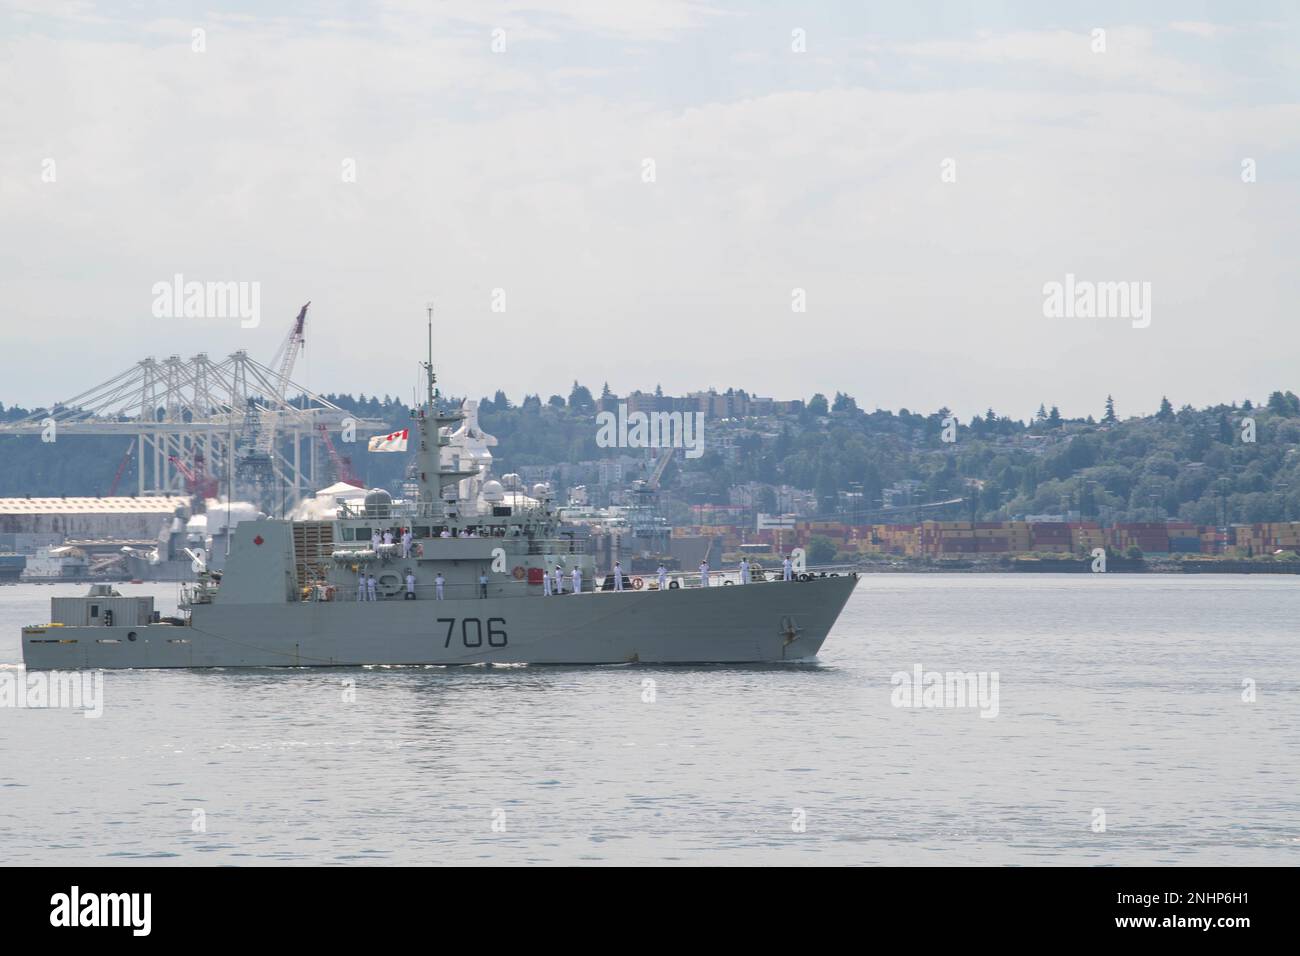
[568,381,594,412]
[1103,395,1117,424]
[1267,391,1300,416]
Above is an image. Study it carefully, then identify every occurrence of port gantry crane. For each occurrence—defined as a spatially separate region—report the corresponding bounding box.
[255,301,310,456]
[0,300,384,515]
[237,302,311,507]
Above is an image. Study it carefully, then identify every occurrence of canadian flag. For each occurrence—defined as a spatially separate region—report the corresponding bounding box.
[367,428,409,452]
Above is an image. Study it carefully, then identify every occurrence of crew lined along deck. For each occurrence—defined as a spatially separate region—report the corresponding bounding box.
[305,568,857,602]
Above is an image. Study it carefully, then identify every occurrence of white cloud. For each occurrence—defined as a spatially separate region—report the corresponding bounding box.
[888,27,1222,95]
[1168,21,1226,38]
[1,12,1296,420]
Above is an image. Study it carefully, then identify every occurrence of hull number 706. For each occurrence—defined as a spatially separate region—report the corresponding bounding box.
[438,617,508,648]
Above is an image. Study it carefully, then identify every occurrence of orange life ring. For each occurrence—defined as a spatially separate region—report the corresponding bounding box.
[512,565,526,580]
[632,577,644,590]
[412,542,423,558]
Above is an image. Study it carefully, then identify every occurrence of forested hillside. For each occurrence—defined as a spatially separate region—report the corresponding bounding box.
[4,388,1300,525]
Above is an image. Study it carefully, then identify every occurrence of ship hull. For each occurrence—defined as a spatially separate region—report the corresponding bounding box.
[21,575,858,669]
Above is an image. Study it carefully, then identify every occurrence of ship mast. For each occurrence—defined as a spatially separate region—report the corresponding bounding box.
[414,303,474,514]
[424,304,437,410]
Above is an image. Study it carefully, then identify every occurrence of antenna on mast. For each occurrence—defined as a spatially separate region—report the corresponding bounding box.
[423,303,437,408]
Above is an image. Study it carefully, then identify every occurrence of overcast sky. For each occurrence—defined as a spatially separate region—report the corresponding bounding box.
[2,1,1298,421]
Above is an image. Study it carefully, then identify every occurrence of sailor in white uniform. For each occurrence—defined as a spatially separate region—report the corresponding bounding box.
[657,564,668,591]
[554,565,564,595]
[739,558,750,584]
[357,569,366,601]
[434,572,445,600]
[404,570,416,599]
[542,567,552,596]
[782,556,793,581]
[371,530,381,550]
[401,529,412,558]
[383,529,393,547]
[613,561,624,591]
[699,561,710,588]
[366,574,377,601]
[571,567,582,594]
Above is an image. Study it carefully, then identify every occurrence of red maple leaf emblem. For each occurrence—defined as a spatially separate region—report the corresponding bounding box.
[253,535,264,546]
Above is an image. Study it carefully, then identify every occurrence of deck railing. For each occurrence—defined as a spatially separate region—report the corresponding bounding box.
[301,566,856,602]
[334,499,552,522]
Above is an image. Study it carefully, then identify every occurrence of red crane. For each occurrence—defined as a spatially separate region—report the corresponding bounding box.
[107,440,135,496]
[316,424,363,487]
[169,452,221,500]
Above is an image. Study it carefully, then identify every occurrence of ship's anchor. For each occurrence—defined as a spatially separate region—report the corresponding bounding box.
[779,615,802,646]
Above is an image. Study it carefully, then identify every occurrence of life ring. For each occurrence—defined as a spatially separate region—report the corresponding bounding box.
[511,565,526,580]
[723,580,734,586]
[798,572,811,582]
[668,580,680,590]
[632,577,644,590]
[412,542,423,558]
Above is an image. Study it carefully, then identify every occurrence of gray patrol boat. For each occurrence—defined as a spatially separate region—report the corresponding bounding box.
[22,335,857,670]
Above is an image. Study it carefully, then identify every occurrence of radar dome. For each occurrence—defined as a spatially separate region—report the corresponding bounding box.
[481,480,505,502]
[364,488,393,518]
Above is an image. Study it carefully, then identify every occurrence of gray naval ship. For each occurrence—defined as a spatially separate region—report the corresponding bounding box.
[22,344,857,670]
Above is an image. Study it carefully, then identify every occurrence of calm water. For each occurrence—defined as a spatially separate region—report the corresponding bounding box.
[1,575,1297,866]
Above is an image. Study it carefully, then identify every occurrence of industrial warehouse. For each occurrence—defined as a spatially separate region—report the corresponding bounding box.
[677,518,1300,566]
[0,495,228,582]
